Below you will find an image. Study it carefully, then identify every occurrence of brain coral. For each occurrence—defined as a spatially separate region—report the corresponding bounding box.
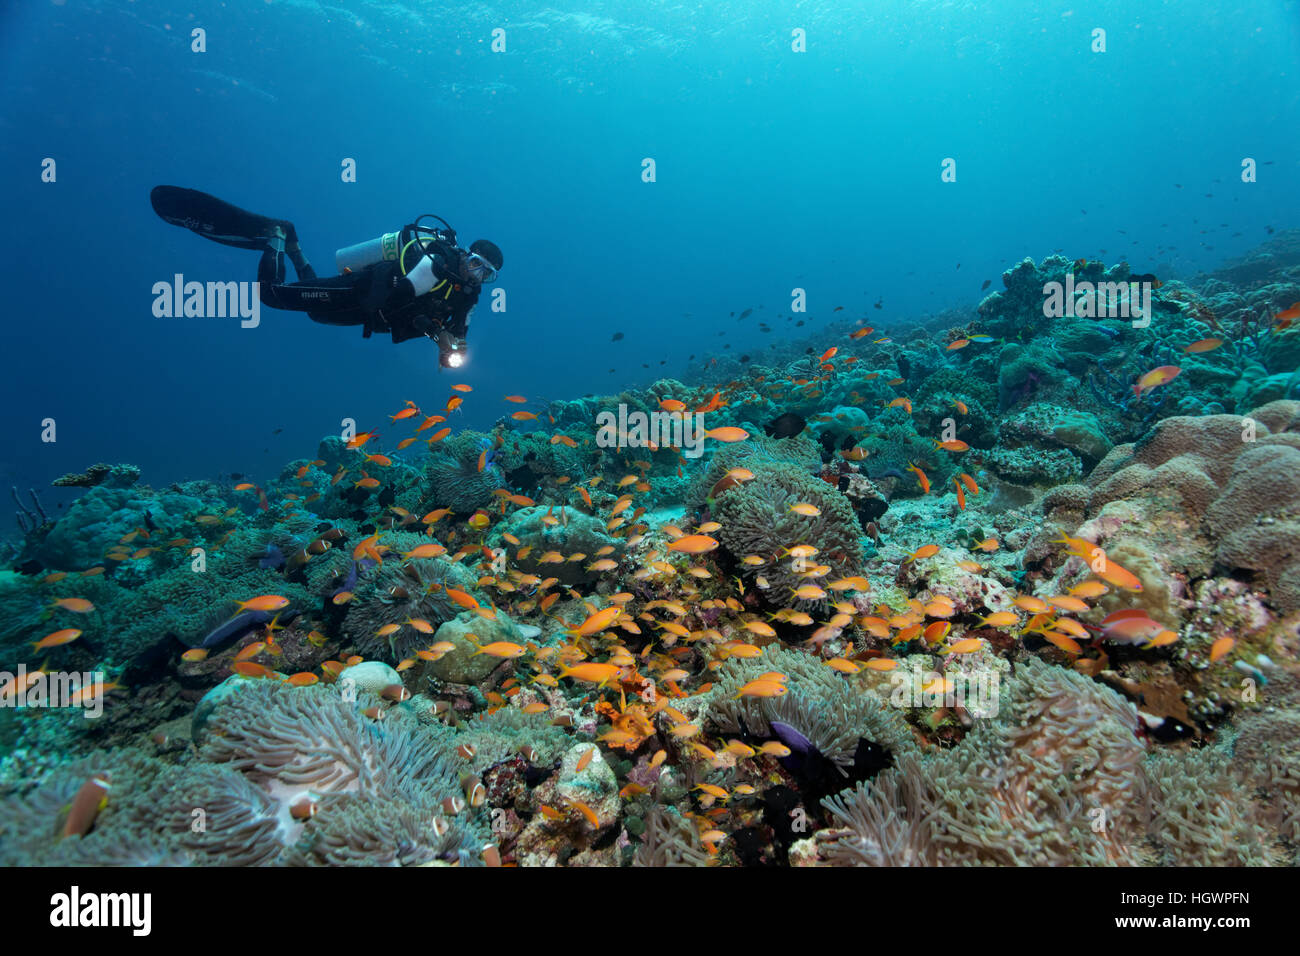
[1086,400,1300,610]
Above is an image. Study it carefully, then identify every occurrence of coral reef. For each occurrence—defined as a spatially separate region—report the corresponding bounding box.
[5,237,1300,868]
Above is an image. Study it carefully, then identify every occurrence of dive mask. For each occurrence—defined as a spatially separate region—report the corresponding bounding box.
[462,251,498,284]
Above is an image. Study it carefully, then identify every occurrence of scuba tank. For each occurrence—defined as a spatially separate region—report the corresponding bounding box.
[335,231,401,273]
[334,214,458,275]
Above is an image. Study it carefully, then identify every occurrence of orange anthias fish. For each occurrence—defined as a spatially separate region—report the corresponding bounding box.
[1133,365,1181,399]
[1093,558,1143,593]
[906,462,930,494]
[668,535,720,554]
[50,598,95,614]
[567,606,622,638]
[1182,338,1223,354]
[558,662,623,687]
[445,588,480,610]
[32,628,82,651]
[695,391,726,413]
[703,426,750,443]
[905,544,939,563]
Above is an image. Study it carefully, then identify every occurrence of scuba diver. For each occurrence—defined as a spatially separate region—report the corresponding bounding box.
[150,186,502,369]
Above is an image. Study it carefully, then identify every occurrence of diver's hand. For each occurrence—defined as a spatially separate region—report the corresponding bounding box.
[412,315,438,338]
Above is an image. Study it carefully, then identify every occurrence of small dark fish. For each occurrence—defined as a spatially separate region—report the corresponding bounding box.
[795,320,804,327]
[981,279,991,291]
[201,610,273,651]
[868,467,907,482]
[873,299,883,310]
[956,263,961,270]
[257,544,285,570]
[611,332,624,342]
[739,355,751,363]
[738,308,752,319]
[765,413,806,439]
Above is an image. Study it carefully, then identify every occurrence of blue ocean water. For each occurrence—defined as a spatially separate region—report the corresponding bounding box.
[1,0,1297,521]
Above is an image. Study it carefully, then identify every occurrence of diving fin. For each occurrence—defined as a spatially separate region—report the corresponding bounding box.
[150,185,291,250]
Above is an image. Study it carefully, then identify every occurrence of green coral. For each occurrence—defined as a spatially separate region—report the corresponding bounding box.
[340,532,485,662]
[487,505,625,589]
[711,463,864,606]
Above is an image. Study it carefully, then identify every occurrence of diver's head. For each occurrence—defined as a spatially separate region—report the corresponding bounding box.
[462,239,503,284]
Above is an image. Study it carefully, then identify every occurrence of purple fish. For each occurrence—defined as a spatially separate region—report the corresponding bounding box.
[769,720,814,755]
[331,558,377,598]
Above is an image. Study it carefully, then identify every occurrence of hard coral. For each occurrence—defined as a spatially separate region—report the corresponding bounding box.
[1086,400,1300,610]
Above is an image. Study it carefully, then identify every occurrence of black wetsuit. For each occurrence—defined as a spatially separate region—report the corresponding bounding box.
[151,185,480,345]
[257,229,481,344]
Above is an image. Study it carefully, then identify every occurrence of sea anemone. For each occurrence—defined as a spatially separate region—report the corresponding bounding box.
[710,464,864,607]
